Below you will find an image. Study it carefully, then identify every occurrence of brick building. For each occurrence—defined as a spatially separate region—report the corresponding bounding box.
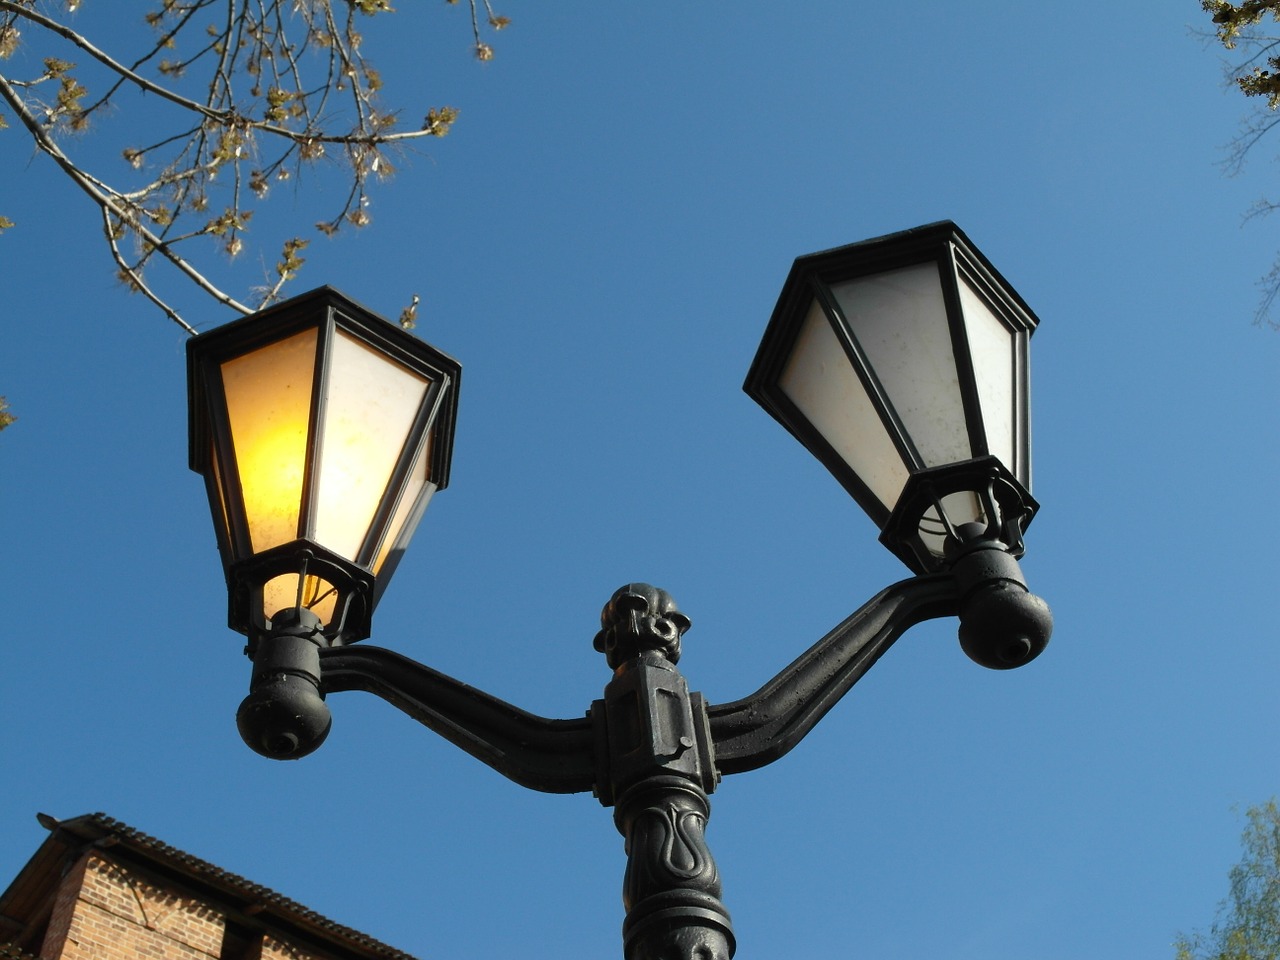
[0,814,417,960]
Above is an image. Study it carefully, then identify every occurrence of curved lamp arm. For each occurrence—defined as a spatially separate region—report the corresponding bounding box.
[706,573,959,776]
[237,542,1048,801]
[319,645,598,795]
[243,580,954,794]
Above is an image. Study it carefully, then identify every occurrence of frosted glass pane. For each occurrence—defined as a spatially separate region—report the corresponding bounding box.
[831,263,970,467]
[778,298,907,514]
[958,277,1016,474]
[263,572,338,625]
[373,429,436,575]
[917,490,986,559]
[313,329,430,563]
[221,328,317,553]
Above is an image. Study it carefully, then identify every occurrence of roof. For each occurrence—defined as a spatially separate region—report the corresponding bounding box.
[0,813,419,960]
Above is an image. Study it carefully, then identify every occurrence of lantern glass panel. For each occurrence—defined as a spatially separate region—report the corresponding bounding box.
[918,490,988,558]
[263,571,338,624]
[958,276,1016,472]
[829,262,970,468]
[373,430,436,575]
[778,298,907,514]
[312,329,431,563]
[221,327,318,553]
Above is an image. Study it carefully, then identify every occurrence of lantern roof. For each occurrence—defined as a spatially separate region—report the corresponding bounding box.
[187,285,461,494]
[768,221,1039,334]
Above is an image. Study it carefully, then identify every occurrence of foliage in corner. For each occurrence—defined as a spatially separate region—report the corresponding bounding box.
[0,0,510,333]
[1203,1,1280,325]
[1174,799,1280,960]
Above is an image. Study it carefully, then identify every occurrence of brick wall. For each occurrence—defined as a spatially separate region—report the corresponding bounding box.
[0,818,403,960]
[41,855,227,960]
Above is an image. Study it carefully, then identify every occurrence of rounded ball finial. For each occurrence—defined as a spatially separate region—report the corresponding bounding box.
[236,674,332,759]
[957,581,1053,670]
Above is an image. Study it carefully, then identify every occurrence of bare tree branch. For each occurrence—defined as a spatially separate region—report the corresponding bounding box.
[0,0,506,331]
[0,68,245,328]
[1,2,229,122]
[1202,1,1280,325]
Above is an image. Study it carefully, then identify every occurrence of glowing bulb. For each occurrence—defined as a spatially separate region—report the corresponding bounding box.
[220,328,317,552]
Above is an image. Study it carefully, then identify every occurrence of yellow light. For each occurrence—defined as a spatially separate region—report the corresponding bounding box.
[221,328,317,553]
[217,326,435,626]
[263,572,339,624]
[188,286,462,643]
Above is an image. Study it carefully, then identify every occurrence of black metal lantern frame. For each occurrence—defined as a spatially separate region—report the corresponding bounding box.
[188,286,460,648]
[744,221,1039,574]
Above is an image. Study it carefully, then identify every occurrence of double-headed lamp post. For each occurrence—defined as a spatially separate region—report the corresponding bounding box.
[187,221,1051,960]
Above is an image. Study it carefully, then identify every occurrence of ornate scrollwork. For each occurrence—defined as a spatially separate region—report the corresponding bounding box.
[615,776,734,960]
[620,783,720,899]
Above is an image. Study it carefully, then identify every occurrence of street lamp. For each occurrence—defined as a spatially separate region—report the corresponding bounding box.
[744,220,1044,667]
[187,285,460,649]
[187,222,1051,960]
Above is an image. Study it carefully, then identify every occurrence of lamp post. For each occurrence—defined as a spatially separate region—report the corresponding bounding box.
[187,222,1051,960]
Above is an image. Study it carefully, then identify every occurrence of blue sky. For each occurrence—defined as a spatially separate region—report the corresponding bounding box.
[2,2,1279,958]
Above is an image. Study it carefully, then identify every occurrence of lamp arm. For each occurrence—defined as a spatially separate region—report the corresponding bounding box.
[705,573,959,776]
[318,645,598,795]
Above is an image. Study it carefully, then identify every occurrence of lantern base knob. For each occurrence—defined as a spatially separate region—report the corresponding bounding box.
[957,580,1052,670]
[238,609,333,759]
[237,675,332,759]
[949,539,1053,670]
